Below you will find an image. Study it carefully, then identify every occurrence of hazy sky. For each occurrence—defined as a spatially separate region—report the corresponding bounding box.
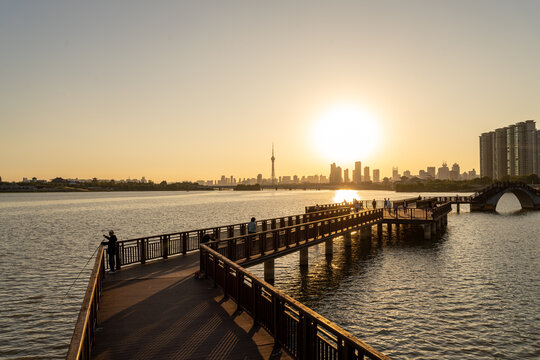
[1,1,539,182]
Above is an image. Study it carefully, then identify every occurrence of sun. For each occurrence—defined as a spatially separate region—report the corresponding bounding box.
[312,105,380,163]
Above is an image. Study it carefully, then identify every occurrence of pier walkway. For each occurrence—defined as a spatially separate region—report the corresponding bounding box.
[70,197,460,360]
[92,252,291,360]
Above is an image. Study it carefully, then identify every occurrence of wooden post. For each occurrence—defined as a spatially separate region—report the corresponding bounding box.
[162,235,169,259]
[182,233,187,255]
[260,233,265,256]
[116,242,122,270]
[246,236,251,261]
[140,239,146,265]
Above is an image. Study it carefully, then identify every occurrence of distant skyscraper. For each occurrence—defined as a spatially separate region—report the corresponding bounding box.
[480,120,538,178]
[450,163,460,180]
[363,166,370,182]
[353,161,362,183]
[329,163,343,184]
[392,167,399,181]
[343,168,350,183]
[271,143,276,185]
[427,166,436,179]
[373,169,380,183]
[438,162,450,180]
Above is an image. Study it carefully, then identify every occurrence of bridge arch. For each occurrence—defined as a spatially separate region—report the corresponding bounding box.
[471,182,540,211]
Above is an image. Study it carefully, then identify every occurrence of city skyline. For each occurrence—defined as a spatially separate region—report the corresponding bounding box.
[1,2,540,182]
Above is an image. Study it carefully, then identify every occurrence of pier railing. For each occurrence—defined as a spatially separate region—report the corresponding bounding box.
[200,245,390,360]
[206,209,382,264]
[66,246,105,360]
[106,207,352,270]
[305,201,352,213]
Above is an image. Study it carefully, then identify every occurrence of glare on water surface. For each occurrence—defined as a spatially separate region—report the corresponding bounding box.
[332,189,360,203]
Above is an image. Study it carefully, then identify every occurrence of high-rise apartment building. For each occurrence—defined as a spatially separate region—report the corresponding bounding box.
[353,161,362,183]
[392,167,399,181]
[363,166,370,182]
[343,169,350,183]
[329,163,343,184]
[427,167,436,179]
[438,162,450,180]
[480,120,539,179]
[373,169,380,183]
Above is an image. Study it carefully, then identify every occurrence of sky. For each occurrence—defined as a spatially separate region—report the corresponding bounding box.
[1,1,539,182]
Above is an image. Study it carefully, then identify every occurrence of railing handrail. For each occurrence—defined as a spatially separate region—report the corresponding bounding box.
[200,244,390,360]
[114,207,351,245]
[210,209,381,248]
[66,246,105,360]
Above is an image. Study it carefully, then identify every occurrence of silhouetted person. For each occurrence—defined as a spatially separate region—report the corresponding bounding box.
[372,199,377,209]
[248,217,257,234]
[201,233,210,243]
[102,230,117,273]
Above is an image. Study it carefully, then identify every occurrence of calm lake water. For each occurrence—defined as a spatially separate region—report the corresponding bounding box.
[0,190,538,359]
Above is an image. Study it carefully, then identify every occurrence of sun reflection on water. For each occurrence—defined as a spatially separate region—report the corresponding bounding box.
[332,190,360,203]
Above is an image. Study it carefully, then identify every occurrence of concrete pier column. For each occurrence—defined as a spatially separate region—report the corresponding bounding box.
[299,247,309,266]
[387,223,393,237]
[360,227,370,240]
[431,222,437,237]
[377,223,383,239]
[423,224,431,240]
[436,219,441,232]
[325,239,333,255]
[264,259,275,284]
[457,203,460,214]
[343,232,352,247]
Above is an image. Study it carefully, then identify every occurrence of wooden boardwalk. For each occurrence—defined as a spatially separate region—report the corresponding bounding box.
[93,253,292,360]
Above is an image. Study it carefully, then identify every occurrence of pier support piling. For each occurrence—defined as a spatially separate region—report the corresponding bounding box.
[423,224,431,240]
[264,259,275,285]
[300,248,308,267]
[343,232,352,248]
[325,239,333,255]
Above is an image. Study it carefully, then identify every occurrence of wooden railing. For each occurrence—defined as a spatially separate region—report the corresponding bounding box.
[66,246,105,360]
[205,210,383,265]
[305,201,352,213]
[105,207,352,270]
[431,202,452,218]
[200,245,390,360]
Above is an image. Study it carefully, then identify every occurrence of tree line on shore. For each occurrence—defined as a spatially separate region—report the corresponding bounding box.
[0,174,538,192]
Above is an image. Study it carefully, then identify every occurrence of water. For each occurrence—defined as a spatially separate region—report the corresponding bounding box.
[0,190,538,359]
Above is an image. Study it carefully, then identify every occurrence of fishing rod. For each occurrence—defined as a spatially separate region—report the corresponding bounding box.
[63,244,101,300]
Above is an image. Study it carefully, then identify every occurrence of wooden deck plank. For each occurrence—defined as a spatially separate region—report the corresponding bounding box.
[93,253,291,360]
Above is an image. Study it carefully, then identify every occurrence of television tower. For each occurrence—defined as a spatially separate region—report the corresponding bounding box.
[271,143,276,185]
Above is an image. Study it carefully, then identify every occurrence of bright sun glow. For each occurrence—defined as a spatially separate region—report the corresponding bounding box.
[313,105,380,163]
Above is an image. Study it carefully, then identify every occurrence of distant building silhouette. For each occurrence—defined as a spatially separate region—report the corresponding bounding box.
[373,169,380,183]
[437,162,450,180]
[329,163,343,184]
[363,166,370,182]
[353,161,362,183]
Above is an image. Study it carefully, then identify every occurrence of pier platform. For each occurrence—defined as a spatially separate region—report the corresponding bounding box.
[92,252,291,360]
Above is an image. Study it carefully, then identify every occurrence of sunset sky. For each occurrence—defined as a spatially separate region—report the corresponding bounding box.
[1,1,539,182]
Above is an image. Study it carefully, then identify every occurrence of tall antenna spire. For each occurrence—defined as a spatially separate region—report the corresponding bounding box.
[271,143,276,185]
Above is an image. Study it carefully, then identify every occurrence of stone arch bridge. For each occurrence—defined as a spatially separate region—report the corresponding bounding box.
[470,182,540,211]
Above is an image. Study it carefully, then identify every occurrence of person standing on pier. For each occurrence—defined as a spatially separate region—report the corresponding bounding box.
[248,217,257,234]
[102,230,117,273]
[372,199,377,209]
